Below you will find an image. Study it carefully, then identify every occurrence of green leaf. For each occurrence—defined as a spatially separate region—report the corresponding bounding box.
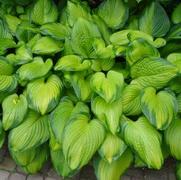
[17,57,53,82]
[91,96,122,134]
[51,149,73,177]
[10,143,48,174]
[177,94,181,113]
[130,57,178,89]
[31,0,58,25]
[5,14,21,34]
[0,121,5,148]
[54,55,91,72]
[2,94,28,130]
[27,74,62,115]
[50,97,74,145]
[96,0,129,30]
[98,133,127,163]
[176,162,181,180]
[171,3,181,24]
[0,38,16,55]
[121,116,163,169]
[31,36,64,55]
[40,23,68,40]
[0,18,13,39]
[65,73,92,102]
[141,87,178,130]
[71,18,101,58]
[0,75,17,93]
[94,149,133,180]
[90,71,124,103]
[9,110,49,151]
[165,118,181,160]
[7,43,33,65]
[126,38,160,66]
[66,1,92,27]
[0,58,14,75]
[122,84,142,116]
[139,2,170,37]
[167,53,181,73]
[63,114,105,170]
[110,30,153,46]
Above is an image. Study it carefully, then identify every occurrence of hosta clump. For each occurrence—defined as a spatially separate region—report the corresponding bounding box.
[0,0,180,179]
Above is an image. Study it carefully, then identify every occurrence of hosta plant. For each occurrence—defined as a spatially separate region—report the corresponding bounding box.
[0,0,180,179]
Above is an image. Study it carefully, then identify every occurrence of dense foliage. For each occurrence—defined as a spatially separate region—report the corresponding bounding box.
[0,0,180,179]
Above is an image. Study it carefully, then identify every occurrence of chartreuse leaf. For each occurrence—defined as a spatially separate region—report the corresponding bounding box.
[54,55,91,72]
[121,116,163,169]
[0,58,14,75]
[2,94,28,130]
[165,118,181,160]
[6,43,33,65]
[5,14,21,34]
[98,133,127,163]
[91,96,122,134]
[17,57,53,82]
[22,144,48,174]
[51,149,74,177]
[139,2,170,37]
[91,71,124,103]
[66,1,92,27]
[167,53,181,73]
[96,0,128,30]
[10,143,48,174]
[126,38,160,65]
[27,74,62,115]
[0,121,5,148]
[9,110,49,152]
[0,38,16,55]
[110,30,153,46]
[122,84,142,116]
[0,75,17,93]
[31,36,64,55]
[50,97,74,145]
[31,0,58,25]
[62,114,105,170]
[141,87,178,130]
[94,149,133,180]
[131,57,178,89]
[177,94,181,113]
[0,18,13,39]
[40,23,68,40]
[171,3,181,24]
[71,18,101,58]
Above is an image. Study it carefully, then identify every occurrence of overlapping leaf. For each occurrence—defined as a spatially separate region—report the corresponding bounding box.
[27,74,62,115]
[63,114,105,170]
[121,116,163,169]
[9,110,49,151]
[141,87,178,130]
[2,94,28,130]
